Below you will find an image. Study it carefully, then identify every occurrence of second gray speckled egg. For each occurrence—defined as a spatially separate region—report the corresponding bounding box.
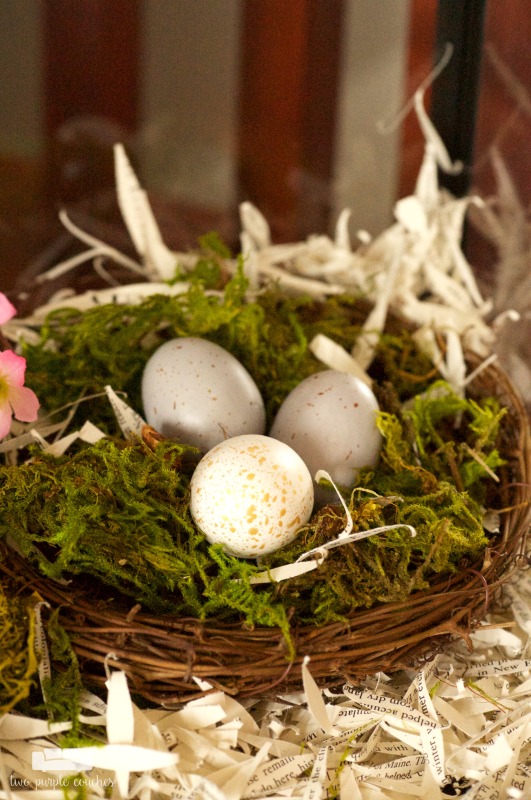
[269,369,382,504]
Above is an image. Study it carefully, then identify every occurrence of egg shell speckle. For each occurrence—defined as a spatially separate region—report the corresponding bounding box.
[141,337,266,452]
[269,369,382,504]
[190,434,314,558]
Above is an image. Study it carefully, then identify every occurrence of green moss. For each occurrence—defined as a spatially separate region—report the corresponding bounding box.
[2,272,507,668]
[0,379,502,637]
[22,265,319,432]
[258,381,502,625]
[0,438,205,612]
[371,381,506,502]
[41,609,84,742]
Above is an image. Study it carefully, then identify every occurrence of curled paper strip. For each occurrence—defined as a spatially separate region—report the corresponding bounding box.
[105,385,146,439]
[250,471,416,584]
[33,602,52,710]
[35,209,145,285]
[24,280,191,321]
[39,420,106,457]
[19,98,508,402]
[0,421,66,454]
[114,143,182,281]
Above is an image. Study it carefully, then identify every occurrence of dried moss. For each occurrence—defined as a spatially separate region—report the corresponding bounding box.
[0,578,38,714]
[10,606,86,735]
[0,381,504,643]
[0,438,204,612]
[21,264,319,432]
[261,381,501,625]
[39,609,87,745]
[371,382,506,501]
[1,269,507,666]
[21,263,435,437]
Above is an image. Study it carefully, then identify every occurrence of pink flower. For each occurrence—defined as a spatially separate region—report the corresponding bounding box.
[0,292,16,324]
[0,350,40,438]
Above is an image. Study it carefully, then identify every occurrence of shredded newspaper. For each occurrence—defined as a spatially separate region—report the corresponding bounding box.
[1,590,531,800]
[469,147,531,410]
[5,91,523,405]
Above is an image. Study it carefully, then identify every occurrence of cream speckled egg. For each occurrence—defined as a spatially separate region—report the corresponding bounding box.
[190,434,314,558]
[270,369,382,505]
[141,337,265,452]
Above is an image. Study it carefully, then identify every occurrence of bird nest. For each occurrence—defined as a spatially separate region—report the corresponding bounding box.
[1,140,530,706]
[2,320,529,706]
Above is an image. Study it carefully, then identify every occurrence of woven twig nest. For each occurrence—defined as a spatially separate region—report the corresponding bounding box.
[2,142,530,705]
[4,306,529,706]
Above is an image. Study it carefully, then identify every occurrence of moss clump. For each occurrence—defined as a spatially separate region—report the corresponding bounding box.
[260,381,503,625]
[2,267,506,650]
[21,264,318,432]
[21,263,436,437]
[0,576,39,714]
[41,610,86,744]
[0,380,504,638]
[0,438,203,612]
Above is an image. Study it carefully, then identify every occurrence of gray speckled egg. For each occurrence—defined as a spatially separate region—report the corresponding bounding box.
[190,434,314,558]
[141,337,265,452]
[269,369,382,504]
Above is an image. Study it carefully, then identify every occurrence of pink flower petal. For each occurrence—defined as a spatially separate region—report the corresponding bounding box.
[0,350,27,387]
[0,293,16,324]
[8,384,40,423]
[0,403,12,439]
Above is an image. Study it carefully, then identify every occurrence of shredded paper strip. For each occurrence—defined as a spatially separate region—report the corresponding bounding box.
[2,596,531,799]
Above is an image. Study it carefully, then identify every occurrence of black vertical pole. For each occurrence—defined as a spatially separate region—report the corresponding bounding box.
[430,0,487,197]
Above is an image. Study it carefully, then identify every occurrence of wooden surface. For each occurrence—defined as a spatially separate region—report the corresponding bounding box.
[42,0,141,205]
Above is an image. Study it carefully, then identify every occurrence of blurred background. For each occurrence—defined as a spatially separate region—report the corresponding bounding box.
[0,0,529,295]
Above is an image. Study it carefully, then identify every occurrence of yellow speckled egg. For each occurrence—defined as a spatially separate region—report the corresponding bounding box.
[190,434,314,558]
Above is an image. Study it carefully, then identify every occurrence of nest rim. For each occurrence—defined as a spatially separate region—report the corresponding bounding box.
[2,346,530,706]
